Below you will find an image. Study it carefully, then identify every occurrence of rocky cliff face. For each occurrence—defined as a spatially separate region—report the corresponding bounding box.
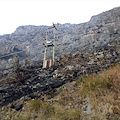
[0,7,120,71]
[0,33,120,106]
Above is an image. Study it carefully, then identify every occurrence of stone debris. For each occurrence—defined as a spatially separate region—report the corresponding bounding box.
[0,38,120,108]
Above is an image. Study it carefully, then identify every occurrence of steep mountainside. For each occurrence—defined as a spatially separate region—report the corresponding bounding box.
[0,33,119,107]
[0,7,120,71]
[0,7,120,120]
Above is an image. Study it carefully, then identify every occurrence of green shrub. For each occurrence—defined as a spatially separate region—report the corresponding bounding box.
[58,97,65,105]
[43,103,55,118]
[74,77,83,86]
[29,100,55,118]
[59,109,81,120]
[29,100,43,112]
[18,114,31,120]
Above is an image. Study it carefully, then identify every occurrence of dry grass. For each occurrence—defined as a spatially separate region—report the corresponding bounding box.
[75,64,120,97]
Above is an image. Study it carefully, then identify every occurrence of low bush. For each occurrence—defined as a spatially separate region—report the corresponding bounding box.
[29,100,43,112]
[59,109,81,120]
[29,100,56,118]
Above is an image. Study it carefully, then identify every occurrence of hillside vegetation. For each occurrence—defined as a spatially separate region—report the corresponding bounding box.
[0,64,120,120]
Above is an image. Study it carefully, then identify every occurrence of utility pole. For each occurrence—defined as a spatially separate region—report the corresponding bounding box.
[43,32,48,68]
[43,23,57,68]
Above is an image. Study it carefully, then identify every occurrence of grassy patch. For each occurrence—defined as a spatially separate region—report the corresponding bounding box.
[29,100,56,118]
[58,109,81,120]
[75,64,120,97]
[29,100,43,112]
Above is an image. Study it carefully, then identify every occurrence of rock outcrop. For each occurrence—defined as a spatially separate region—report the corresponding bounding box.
[0,37,119,106]
[0,7,120,71]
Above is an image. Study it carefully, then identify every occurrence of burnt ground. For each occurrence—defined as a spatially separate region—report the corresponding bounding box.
[0,39,120,107]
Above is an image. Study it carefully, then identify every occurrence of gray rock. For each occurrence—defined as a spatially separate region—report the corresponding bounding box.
[0,7,120,72]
